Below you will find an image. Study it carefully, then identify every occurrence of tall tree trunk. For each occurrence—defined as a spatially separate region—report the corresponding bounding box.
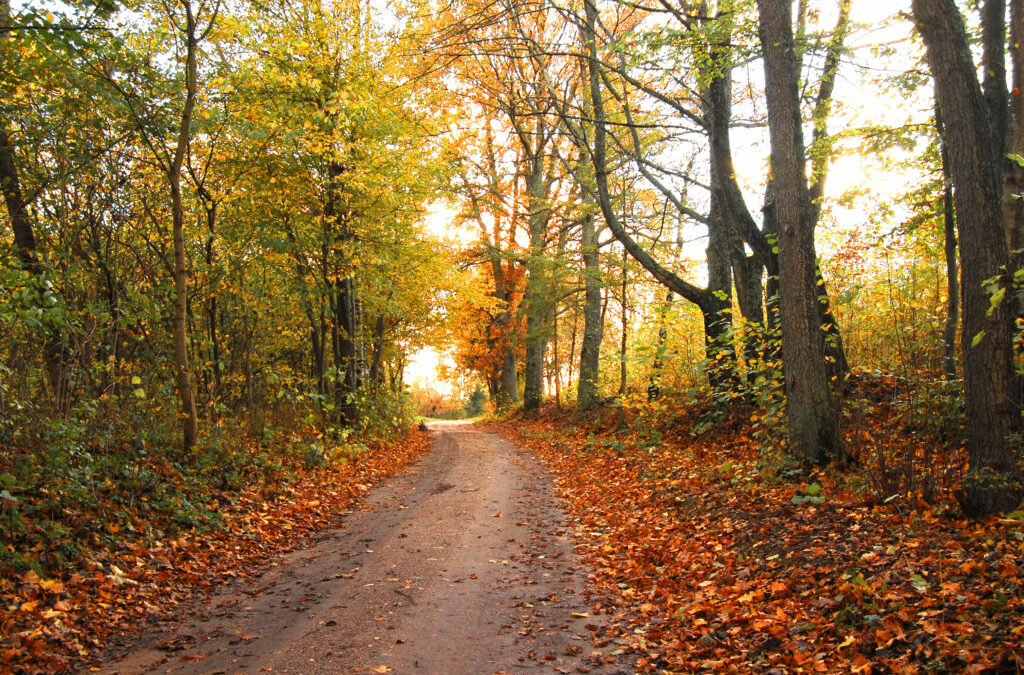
[522,143,551,412]
[201,198,222,410]
[169,7,201,451]
[489,253,520,406]
[368,314,386,390]
[914,0,1024,515]
[499,345,519,405]
[652,213,684,386]
[568,279,580,395]
[618,246,628,396]
[705,159,736,390]
[335,276,359,423]
[757,0,841,465]
[324,160,359,426]
[936,98,960,380]
[577,192,603,411]
[1006,0,1024,257]
[706,40,766,375]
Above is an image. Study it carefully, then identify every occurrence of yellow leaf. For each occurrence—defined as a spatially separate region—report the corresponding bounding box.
[39,579,64,594]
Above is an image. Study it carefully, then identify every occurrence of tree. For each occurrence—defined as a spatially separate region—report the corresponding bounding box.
[577,167,603,411]
[913,0,1024,515]
[756,0,841,465]
[582,0,736,393]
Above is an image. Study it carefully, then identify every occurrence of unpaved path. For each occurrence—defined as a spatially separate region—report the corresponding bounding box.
[91,422,633,675]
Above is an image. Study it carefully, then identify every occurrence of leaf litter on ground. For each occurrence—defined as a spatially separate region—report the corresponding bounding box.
[0,428,431,674]
[495,409,1024,674]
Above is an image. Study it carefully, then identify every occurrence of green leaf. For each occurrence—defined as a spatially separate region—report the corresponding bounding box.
[971,330,986,348]
[987,286,1006,316]
[131,375,142,385]
[804,483,821,496]
[910,573,929,592]
[133,387,146,399]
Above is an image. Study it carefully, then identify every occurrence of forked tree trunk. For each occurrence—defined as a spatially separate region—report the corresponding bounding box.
[757,0,841,465]
[914,0,1024,516]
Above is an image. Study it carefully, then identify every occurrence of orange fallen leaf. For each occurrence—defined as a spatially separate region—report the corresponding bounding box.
[39,579,64,594]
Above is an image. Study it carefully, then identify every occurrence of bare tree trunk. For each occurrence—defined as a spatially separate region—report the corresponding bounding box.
[1005,0,1024,257]
[169,5,201,451]
[323,160,359,426]
[200,196,221,412]
[368,314,386,390]
[757,0,841,465]
[618,246,628,396]
[935,99,960,380]
[522,137,551,412]
[568,277,580,395]
[488,244,519,406]
[914,0,1024,515]
[577,191,603,411]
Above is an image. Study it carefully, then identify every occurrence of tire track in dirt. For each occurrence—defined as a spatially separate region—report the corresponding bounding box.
[89,421,634,675]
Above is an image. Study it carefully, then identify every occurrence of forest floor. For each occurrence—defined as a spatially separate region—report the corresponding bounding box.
[5,395,1024,674]
[2,426,433,673]
[68,422,632,675]
[496,403,1024,674]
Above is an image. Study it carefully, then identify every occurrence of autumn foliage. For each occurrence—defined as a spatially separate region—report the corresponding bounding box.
[0,428,430,673]
[498,404,1023,674]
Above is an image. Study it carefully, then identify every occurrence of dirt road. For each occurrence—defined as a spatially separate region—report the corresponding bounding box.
[92,422,633,675]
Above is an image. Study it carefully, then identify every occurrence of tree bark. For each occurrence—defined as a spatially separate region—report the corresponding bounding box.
[368,314,386,389]
[935,99,960,380]
[618,246,628,396]
[320,159,359,426]
[522,132,552,412]
[1005,0,1024,260]
[757,0,841,465]
[169,5,200,451]
[914,0,1024,515]
[577,191,603,411]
